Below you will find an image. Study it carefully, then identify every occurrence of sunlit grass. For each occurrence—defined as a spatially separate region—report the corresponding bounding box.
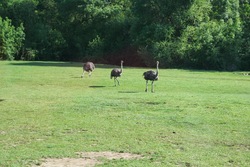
[0,61,249,166]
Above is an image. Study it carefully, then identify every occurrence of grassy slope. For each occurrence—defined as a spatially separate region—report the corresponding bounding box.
[0,61,249,166]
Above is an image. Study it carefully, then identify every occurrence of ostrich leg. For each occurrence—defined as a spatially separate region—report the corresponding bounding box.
[151,81,154,93]
[88,71,92,77]
[116,78,120,86]
[114,77,117,86]
[145,80,148,92]
[81,71,85,78]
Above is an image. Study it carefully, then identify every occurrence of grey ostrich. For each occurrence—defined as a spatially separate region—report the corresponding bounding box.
[110,60,124,86]
[143,61,159,92]
[81,62,95,78]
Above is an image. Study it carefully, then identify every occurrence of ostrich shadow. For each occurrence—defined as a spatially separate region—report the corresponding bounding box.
[89,86,106,88]
[118,91,140,93]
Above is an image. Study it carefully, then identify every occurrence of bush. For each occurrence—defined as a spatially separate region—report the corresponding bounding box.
[20,48,38,61]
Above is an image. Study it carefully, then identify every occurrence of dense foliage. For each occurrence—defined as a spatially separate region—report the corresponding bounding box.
[0,0,249,70]
[0,17,25,60]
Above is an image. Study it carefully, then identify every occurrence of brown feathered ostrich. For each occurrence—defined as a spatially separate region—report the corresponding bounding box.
[81,62,95,78]
[143,61,159,92]
[110,60,124,86]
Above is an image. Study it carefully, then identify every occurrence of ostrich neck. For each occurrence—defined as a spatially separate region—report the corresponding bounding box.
[121,62,123,72]
[156,64,159,75]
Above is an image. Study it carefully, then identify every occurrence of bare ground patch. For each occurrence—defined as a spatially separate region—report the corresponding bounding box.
[33,152,143,167]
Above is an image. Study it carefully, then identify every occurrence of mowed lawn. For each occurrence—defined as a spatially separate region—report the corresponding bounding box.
[0,61,249,166]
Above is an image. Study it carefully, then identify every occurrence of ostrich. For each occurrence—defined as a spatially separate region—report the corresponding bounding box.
[110,60,124,86]
[81,62,95,78]
[143,61,159,92]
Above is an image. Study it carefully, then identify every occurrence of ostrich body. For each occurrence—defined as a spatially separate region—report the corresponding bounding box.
[81,62,95,77]
[111,60,124,86]
[143,61,159,92]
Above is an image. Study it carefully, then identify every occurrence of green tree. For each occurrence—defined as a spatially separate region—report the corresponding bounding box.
[239,0,250,70]
[0,17,25,60]
[131,0,191,46]
[133,0,243,70]
[57,0,132,60]
[130,0,192,66]
[178,0,242,70]
[0,0,249,69]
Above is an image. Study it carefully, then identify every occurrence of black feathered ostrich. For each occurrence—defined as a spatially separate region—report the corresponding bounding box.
[110,60,124,86]
[143,61,159,92]
[81,62,95,78]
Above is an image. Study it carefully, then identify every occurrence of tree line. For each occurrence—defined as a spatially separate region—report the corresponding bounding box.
[0,0,249,70]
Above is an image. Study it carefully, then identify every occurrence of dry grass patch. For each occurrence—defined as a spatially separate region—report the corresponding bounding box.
[34,152,143,167]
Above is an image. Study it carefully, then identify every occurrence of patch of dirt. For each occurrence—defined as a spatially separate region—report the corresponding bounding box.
[34,152,143,167]
[36,158,99,167]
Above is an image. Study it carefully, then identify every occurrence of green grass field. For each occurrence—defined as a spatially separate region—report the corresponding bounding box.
[0,61,249,167]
